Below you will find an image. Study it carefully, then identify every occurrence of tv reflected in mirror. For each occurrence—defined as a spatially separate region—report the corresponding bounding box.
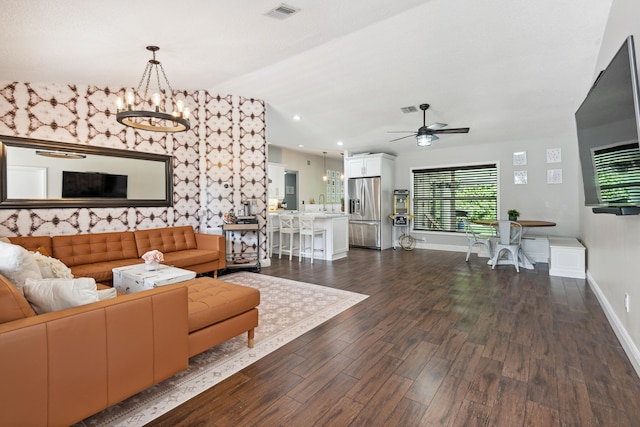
[62,171,128,199]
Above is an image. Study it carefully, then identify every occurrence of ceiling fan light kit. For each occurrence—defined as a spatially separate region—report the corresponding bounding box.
[416,133,435,146]
[116,46,191,133]
[389,103,470,147]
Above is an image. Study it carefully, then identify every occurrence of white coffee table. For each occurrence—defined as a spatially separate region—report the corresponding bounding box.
[112,264,196,294]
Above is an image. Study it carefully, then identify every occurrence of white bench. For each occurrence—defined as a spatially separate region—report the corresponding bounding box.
[549,237,586,279]
[521,235,550,263]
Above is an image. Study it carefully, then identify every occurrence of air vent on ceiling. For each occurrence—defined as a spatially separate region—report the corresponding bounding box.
[400,106,419,114]
[266,3,300,19]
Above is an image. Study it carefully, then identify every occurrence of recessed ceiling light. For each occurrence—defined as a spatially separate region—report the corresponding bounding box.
[337,141,343,146]
[298,144,304,148]
[292,114,301,121]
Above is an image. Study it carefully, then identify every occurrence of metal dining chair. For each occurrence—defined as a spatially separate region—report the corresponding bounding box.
[465,219,496,261]
[491,220,524,272]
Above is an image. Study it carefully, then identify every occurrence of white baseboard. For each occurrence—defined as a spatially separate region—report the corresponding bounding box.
[587,271,640,378]
[415,242,469,253]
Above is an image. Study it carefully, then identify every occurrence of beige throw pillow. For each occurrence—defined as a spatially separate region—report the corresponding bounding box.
[31,251,74,279]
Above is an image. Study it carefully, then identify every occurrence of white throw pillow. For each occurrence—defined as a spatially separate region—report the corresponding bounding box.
[97,288,117,301]
[31,251,74,279]
[0,241,42,292]
[23,277,99,314]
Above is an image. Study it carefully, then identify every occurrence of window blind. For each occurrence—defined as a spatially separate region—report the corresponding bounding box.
[413,164,497,232]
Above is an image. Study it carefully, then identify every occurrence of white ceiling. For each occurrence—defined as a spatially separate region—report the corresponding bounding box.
[0,0,612,158]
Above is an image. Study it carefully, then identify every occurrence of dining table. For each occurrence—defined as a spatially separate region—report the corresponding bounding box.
[472,219,556,269]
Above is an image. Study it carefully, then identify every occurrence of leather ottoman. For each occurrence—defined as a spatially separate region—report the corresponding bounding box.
[182,277,260,357]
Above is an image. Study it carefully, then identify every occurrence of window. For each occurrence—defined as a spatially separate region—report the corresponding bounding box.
[413,164,497,232]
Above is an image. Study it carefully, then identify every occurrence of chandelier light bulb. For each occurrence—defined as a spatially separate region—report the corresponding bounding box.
[126,91,135,106]
[152,93,161,108]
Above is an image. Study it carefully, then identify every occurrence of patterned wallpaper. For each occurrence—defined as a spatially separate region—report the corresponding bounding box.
[0,81,267,262]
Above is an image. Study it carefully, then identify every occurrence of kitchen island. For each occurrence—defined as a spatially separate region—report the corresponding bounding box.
[268,212,349,261]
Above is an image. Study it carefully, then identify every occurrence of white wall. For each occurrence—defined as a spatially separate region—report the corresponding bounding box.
[579,0,640,374]
[394,133,580,248]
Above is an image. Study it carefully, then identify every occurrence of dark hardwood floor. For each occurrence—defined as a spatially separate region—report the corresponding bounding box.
[147,248,640,426]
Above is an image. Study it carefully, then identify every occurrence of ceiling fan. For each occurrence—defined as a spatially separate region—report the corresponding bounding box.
[389,103,470,146]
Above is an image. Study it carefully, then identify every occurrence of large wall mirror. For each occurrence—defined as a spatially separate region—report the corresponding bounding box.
[0,135,173,208]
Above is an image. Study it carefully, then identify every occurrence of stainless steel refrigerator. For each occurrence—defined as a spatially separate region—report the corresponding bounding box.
[348,177,381,248]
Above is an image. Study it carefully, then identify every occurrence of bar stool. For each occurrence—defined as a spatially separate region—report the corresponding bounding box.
[267,213,280,257]
[298,216,325,264]
[278,214,299,260]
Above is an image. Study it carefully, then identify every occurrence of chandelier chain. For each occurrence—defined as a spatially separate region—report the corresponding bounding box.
[143,63,153,105]
[158,63,176,99]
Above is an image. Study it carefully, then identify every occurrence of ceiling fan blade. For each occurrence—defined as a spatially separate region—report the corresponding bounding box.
[389,134,417,142]
[427,122,447,130]
[432,127,470,134]
[431,134,440,141]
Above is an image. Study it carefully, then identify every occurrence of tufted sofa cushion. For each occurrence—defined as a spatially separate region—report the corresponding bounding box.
[52,232,141,282]
[8,236,53,256]
[134,225,198,255]
[53,232,139,267]
[185,277,260,333]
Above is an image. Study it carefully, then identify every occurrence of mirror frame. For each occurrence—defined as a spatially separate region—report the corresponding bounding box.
[0,135,173,208]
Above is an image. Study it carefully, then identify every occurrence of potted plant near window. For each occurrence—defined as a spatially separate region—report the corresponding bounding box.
[507,209,520,221]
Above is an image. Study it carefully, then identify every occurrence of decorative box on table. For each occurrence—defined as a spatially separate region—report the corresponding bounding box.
[112,264,196,294]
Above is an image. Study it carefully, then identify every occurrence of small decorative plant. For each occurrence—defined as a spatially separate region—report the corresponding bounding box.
[507,209,520,220]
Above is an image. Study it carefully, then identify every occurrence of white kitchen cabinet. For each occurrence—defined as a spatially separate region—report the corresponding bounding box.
[298,214,349,261]
[346,155,383,178]
[268,163,285,199]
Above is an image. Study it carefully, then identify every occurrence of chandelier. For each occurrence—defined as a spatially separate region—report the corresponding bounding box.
[116,46,191,132]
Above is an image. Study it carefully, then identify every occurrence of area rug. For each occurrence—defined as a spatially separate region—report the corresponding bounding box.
[76,272,368,427]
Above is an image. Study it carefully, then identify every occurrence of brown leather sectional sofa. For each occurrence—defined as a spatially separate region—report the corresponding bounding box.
[0,279,190,427]
[0,226,261,426]
[9,225,226,283]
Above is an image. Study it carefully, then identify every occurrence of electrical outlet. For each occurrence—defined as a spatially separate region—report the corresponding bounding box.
[625,293,630,313]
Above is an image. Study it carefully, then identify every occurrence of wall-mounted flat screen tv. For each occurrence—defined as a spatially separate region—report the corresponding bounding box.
[575,35,640,215]
[62,171,128,198]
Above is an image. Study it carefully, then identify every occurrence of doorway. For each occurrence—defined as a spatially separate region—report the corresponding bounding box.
[283,170,298,210]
